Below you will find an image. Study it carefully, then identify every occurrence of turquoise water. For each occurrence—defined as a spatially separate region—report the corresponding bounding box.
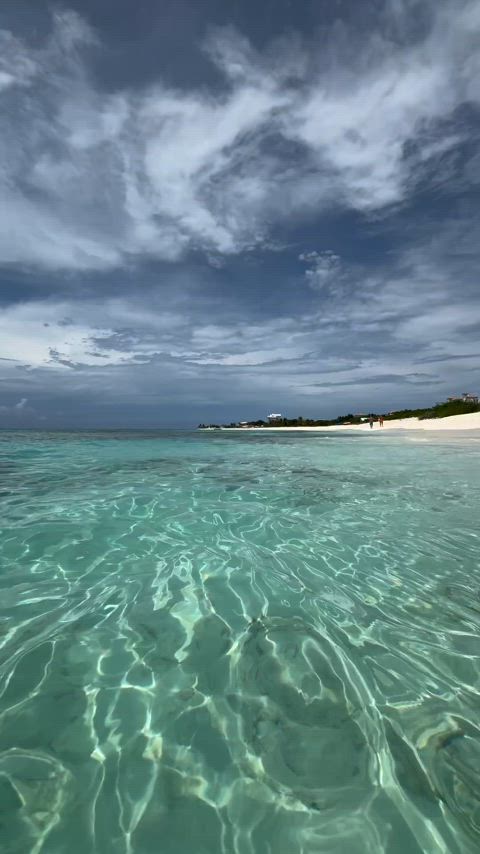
[0,429,479,854]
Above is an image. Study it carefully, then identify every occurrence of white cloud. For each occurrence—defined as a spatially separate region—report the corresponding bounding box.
[189,348,301,366]
[0,396,35,416]
[0,3,479,271]
[0,292,314,377]
[1,247,479,421]
[299,251,342,291]
[0,30,37,91]
[0,292,200,372]
[1,235,478,382]
[0,300,147,369]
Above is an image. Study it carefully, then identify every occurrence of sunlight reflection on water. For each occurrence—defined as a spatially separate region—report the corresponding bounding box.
[0,429,479,853]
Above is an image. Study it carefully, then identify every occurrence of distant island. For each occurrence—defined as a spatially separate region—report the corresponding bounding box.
[198,394,480,429]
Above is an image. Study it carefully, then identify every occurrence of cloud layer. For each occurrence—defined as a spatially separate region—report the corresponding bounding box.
[1,227,479,424]
[1,2,479,426]
[1,2,479,271]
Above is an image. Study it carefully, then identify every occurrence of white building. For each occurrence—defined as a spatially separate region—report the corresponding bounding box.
[268,413,282,422]
[448,393,479,404]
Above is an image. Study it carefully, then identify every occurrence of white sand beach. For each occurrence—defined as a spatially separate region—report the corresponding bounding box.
[223,411,480,432]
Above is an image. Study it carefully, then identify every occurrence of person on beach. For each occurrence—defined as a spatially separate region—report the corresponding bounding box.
[379,415,384,427]
[369,416,374,429]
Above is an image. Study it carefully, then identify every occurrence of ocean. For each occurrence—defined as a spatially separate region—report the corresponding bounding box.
[0,429,479,854]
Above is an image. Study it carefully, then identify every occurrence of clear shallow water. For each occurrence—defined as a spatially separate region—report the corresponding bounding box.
[0,429,479,854]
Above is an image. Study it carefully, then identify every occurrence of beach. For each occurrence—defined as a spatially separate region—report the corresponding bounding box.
[221,410,480,432]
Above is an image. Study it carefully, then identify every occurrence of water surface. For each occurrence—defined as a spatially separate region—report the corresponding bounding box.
[0,429,479,853]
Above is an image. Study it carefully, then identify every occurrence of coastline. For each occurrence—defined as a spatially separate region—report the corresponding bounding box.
[205,411,480,432]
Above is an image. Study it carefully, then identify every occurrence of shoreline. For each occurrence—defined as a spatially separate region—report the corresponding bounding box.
[203,411,480,432]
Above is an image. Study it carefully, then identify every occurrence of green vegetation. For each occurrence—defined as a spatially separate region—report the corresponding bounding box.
[198,397,479,429]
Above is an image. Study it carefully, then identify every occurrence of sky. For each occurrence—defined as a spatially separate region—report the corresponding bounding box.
[0,0,479,428]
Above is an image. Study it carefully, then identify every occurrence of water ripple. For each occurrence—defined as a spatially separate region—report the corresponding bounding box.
[0,429,479,853]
